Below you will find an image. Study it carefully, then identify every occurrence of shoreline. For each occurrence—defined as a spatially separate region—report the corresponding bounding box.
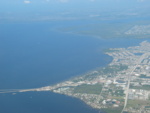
[1,41,150,113]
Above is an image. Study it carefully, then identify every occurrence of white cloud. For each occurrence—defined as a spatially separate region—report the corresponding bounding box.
[137,0,146,2]
[59,0,69,3]
[24,0,31,4]
[90,0,96,2]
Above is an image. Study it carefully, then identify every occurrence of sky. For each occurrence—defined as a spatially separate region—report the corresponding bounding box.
[0,0,150,22]
[0,0,149,12]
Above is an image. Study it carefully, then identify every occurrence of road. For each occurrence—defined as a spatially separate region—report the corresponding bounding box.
[121,53,149,113]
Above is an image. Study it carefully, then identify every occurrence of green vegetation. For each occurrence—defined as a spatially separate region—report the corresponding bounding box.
[72,64,128,82]
[100,65,128,75]
[101,106,123,113]
[103,48,119,53]
[126,100,150,108]
[130,85,150,90]
[108,85,125,96]
[72,78,83,83]
[145,106,150,108]
[83,72,100,80]
[73,84,102,94]
[140,74,146,77]
[110,96,124,100]
[113,90,125,96]
[64,22,132,39]
[58,20,150,39]
[139,74,150,78]
[123,111,132,113]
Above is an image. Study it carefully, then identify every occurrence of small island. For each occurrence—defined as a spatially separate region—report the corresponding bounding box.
[1,41,150,113]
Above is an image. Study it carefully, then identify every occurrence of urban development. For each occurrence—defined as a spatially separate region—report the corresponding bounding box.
[1,41,150,113]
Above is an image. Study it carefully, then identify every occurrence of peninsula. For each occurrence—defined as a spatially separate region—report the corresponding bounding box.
[1,41,150,113]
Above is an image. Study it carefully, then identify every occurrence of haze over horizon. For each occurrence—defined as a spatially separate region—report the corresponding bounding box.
[0,0,150,22]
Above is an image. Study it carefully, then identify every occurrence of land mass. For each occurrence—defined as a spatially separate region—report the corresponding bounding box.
[58,21,150,39]
[1,41,150,113]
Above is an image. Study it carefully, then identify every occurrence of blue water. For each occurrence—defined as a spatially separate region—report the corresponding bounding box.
[0,92,99,113]
[0,23,112,89]
[0,22,149,113]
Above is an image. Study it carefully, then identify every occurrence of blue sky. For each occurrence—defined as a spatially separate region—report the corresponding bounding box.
[0,0,150,22]
[0,0,149,12]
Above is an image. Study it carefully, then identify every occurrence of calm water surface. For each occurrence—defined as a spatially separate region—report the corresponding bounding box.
[0,22,149,113]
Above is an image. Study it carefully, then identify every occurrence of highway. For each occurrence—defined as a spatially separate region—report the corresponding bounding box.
[121,53,149,113]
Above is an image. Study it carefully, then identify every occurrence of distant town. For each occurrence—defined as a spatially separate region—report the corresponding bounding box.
[1,41,150,113]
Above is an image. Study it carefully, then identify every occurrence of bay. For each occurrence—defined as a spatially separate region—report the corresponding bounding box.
[0,22,149,113]
[0,92,99,113]
[0,22,112,89]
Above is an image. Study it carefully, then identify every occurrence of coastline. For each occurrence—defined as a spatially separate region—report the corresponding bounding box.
[1,41,150,113]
